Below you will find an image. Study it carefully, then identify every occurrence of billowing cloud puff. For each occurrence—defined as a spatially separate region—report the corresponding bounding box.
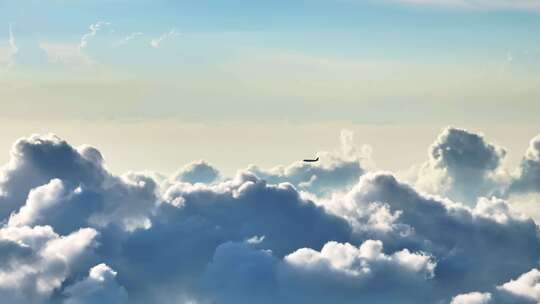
[172,160,220,184]
[323,172,540,301]
[510,134,540,194]
[108,171,351,302]
[413,127,507,203]
[247,130,369,196]
[451,292,492,304]
[202,239,436,304]
[0,225,97,303]
[451,268,540,304]
[63,263,128,304]
[0,134,159,232]
[497,268,540,303]
[0,131,539,303]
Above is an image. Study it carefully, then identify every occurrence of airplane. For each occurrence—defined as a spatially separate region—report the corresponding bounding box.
[303,156,319,163]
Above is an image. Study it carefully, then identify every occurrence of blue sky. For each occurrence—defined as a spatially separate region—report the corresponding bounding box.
[0,0,539,174]
[2,0,540,121]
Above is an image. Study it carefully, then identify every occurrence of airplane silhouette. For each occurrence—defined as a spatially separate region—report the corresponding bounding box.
[303,157,319,163]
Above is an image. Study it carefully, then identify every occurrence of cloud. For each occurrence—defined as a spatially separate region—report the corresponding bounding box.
[389,0,540,11]
[113,32,143,48]
[247,130,370,196]
[0,131,539,303]
[510,134,540,194]
[63,263,128,304]
[0,24,19,69]
[412,127,507,203]
[0,134,158,232]
[497,268,540,303]
[39,21,109,67]
[322,171,540,301]
[150,29,180,48]
[0,225,97,303]
[202,239,436,303]
[79,21,110,50]
[451,292,492,304]
[450,267,540,304]
[171,160,220,184]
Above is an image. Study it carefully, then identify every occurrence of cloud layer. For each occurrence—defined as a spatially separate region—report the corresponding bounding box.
[0,128,539,303]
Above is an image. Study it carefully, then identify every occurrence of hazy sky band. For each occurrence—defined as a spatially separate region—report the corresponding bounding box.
[1,0,539,123]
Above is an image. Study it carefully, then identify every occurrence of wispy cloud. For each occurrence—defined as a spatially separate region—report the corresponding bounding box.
[150,29,180,48]
[391,0,540,10]
[79,21,110,49]
[113,32,144,47]
[0,24,19,69]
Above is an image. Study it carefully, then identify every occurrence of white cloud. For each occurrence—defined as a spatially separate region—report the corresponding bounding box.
[391,0,540,10]
[113,32,143,47]
[0,225,98,303]
[247,129,370,196]
[0,24,19,69]
[451,292,492,304]
[0,131,538,303]
[63,263,128,304]
[497,268,540,302]
[285,240,436,278]
[150,29,180,48]
[79,21,110,50]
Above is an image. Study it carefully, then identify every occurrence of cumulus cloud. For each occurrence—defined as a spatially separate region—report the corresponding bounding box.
[497,268,540,303]
[171,160,220,184]
[0,134,158,232]
[0,130,539,303]
[202,239,435,304]
[412,127,507,203]
[63,263,128,304]
[0,225,97,303]
[451,267,540,304]
[451,292,492,304]
[510,134,540,194]
[247,130,370,196]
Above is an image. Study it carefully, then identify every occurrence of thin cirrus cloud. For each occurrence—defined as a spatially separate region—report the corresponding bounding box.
[1,127,540,303]
[150,29,180,48]
[390,0,540,10]
[0,24,18,69]
[79,21,110,49]
[113,32,144,47]
[39,21,110,67]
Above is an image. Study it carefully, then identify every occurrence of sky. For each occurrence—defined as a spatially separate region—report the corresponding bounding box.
[1,0,540,175]
[1,1,540,303]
